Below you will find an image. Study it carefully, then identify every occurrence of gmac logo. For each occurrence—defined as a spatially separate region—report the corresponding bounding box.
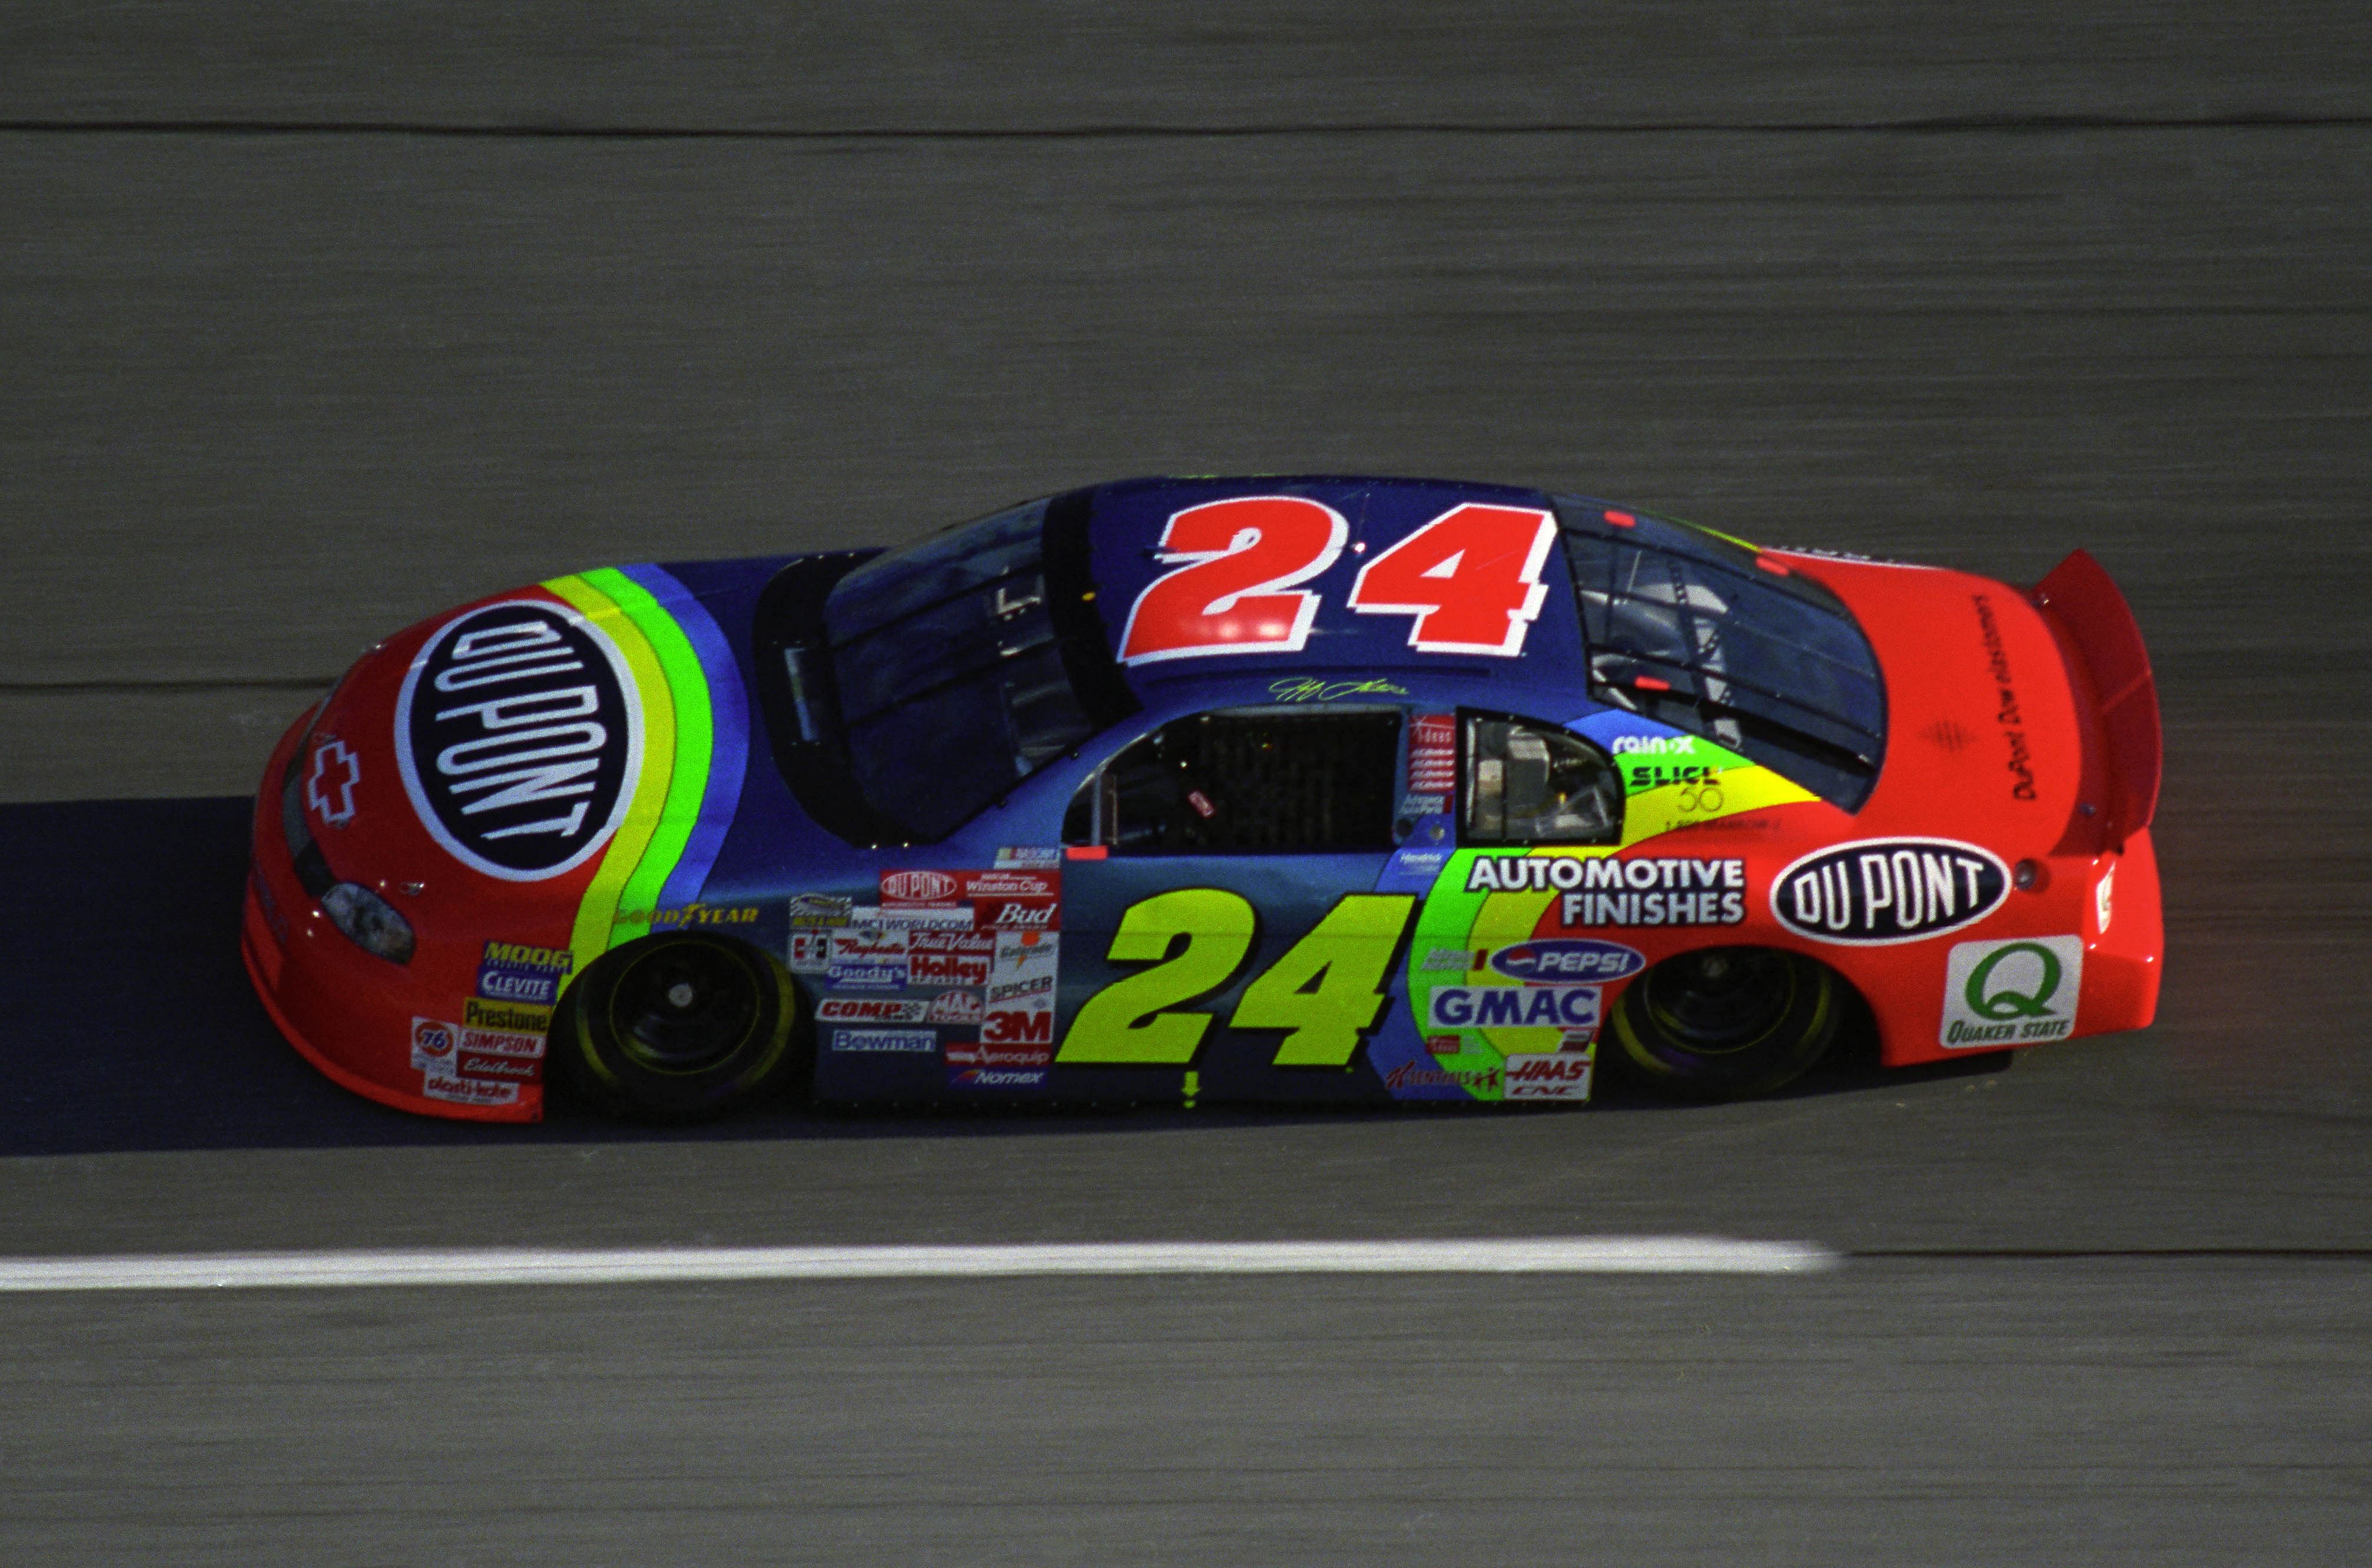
[396,600,642,881]
[1771,838,2009,945]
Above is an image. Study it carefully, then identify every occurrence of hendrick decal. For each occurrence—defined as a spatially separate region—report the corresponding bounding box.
[396,600,642,881]
[1771,839,2009,945]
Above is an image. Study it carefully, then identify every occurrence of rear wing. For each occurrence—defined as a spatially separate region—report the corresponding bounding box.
[2032,550,2159,846]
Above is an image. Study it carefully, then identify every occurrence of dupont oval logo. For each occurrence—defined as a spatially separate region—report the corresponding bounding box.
[1771,838,2009,945]
[1487,939,1646,984]
[883,869,960,902]
[395,600,642,881]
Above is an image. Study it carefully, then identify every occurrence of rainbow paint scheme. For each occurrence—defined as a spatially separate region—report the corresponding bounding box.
[244,476,2162,1122]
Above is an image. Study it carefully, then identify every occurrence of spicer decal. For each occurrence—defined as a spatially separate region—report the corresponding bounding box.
[1487,939,1645,984]
[396,600,639,881]
[1773,839,2009,945]
[1426,985,1601,1031]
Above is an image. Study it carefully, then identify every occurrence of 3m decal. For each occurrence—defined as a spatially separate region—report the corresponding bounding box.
[1229,894,1416,1067]
[1425,985,1600,1031]
[1486,939,1645,984]
[830,1028,937,1054]
[1345,502,1558,656]
[1057,889,1257,1064]
[1773,839,2009,945]
[306,740,360,826]
[1502,1053,1593,1101]
[1116,496,1348,664]
[1940,936,2083,1047]
[396,600,641,880]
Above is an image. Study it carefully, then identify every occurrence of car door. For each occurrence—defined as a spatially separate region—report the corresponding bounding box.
[1050,703,1414,1105]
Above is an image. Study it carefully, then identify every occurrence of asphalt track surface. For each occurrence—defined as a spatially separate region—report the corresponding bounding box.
[5,6,2371,1563]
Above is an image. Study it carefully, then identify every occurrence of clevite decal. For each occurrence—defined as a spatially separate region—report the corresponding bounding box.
[1772,838,2009,945]
[395,600,642,881]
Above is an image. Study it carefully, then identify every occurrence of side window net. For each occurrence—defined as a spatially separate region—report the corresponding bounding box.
[1462,714,1622,845]
[1066,708,1402,855]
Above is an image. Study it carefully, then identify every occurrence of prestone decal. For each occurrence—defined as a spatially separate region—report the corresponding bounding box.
[396,600,641,881]
[1772,838,2009,945]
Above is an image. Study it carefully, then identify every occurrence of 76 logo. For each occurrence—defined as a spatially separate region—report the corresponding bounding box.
[1116,496,1559,665]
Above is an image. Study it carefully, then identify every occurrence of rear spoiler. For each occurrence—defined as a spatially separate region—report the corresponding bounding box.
[2031,550,2159,846]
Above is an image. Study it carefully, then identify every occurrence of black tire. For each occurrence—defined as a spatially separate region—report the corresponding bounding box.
[552,931,807,1121]
[1610,946,1843,1101]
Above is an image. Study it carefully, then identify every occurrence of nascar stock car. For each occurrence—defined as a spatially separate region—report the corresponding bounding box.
[243,476,2162,1122]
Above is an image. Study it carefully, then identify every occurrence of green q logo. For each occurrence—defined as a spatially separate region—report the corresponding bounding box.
[1966,942,2063,1020]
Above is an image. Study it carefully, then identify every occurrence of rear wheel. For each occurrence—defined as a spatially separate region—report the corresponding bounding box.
[1610,946,1842,1100]
[553,932,807,1121]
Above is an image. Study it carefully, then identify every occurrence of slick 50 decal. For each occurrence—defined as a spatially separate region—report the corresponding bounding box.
[1772,839,2009,945]
[1940,936,2083,1046]
[396,600,641,881]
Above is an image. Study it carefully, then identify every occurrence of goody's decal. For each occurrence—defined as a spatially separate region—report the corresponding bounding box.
[1773,838,2009,945]
[396,599,641,881]
[1940,935,2084,1047]
[1487,938,1646,984]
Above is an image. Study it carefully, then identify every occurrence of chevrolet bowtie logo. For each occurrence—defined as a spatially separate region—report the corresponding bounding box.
[307,740,361,826]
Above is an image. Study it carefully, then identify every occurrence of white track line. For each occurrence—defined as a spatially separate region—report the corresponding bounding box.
[0,1238,1835,1293]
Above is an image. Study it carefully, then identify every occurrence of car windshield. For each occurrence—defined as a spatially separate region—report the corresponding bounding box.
[1555,500,1887,809]
[814,501,1105,841]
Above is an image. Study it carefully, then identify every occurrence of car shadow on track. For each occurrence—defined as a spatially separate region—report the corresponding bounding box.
[0,798,2007,1159]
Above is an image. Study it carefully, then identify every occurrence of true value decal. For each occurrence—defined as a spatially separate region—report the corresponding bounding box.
[396,601,642,881]
[1770,838,2008,945]
[1939,936,2083,1047]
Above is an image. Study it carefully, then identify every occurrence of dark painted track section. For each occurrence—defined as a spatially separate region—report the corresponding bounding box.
[4,5,2370,1562]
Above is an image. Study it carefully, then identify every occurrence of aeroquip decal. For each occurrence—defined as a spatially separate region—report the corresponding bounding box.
[543,566,751,973]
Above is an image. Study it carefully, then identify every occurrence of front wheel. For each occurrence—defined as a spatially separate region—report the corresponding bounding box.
[552,932,807,1121]
[1610,946,1842,1101]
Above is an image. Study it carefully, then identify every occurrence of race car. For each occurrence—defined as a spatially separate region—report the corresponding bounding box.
[243,476,2162,1122]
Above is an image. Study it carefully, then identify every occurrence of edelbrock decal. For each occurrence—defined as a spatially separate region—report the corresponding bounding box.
[396,600,641,881]
[1771,838,2009,945]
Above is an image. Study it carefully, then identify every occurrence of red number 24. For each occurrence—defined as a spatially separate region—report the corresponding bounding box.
[1117,496,1557,665]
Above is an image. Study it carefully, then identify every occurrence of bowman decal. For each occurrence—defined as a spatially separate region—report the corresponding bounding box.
[396,600,642,881]
[1771,838,2009,945]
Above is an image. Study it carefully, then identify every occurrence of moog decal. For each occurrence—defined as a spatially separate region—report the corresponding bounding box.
[396,600,641,881]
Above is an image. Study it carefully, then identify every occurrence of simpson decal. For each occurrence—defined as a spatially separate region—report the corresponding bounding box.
[1773,839,2009,945]
[1940,936,2084,1047]
[395,600,641,880]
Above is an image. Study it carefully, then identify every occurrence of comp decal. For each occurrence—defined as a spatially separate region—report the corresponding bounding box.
[394,599,642,881]
[1771,838,2009,945]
